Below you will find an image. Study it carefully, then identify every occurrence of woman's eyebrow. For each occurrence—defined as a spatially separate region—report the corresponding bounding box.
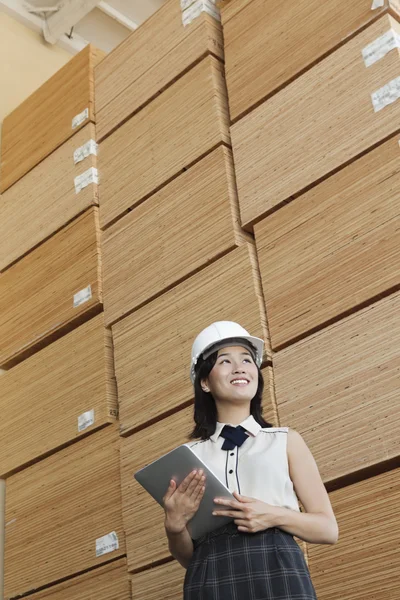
[218,351,251,357]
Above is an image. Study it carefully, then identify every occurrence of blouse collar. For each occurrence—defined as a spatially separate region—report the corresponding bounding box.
[210,414,262,442]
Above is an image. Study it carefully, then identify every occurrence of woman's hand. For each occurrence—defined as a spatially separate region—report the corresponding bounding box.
[163,469,206,534]
[213,491,282,533]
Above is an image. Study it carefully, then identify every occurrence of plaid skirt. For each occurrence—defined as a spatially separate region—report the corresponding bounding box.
[184,523,317,600]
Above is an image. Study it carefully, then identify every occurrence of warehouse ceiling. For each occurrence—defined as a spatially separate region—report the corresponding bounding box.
[0,0,167,53]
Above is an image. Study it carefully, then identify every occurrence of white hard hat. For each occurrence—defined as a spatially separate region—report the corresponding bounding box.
[190,321,264,383]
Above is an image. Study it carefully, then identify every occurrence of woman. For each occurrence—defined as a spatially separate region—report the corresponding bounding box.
[163,321,338,599]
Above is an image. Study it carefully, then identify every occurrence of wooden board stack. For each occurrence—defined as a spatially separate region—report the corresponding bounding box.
[28,559,131,600]
[0,123,98,272]
[4,426,125,598]
[95,0,223,141]
[0,44,104,193]
[0,44,130,598]
[309,467,400,599]
[219,0,400,597]
[0,208,102,369]
[0,315,117,477]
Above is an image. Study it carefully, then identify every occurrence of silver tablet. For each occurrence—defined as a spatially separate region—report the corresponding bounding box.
[134,444,235,539]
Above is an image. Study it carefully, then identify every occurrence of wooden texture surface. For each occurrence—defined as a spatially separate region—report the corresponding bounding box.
[232,14,400,228]
[112,244,270,436]
[255,134,400,349]
[99,55,230,229]
[121,379,278,572]
[0,123,98,272]
[309,467,400,599]
[273,291,400,484]
[0,314,116,477]
[27,559,130,600]
[102,146,249,326]
[0,208,102,369]
[4,426,125,598]
[0,45,104,193]
[131,560,185,600]
[95,0,223,141]
[222,0,399,122]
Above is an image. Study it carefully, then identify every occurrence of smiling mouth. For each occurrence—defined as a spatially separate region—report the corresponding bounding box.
[231,379,250,386]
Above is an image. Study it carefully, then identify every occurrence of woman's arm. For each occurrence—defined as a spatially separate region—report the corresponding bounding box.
[279,428,339,544]
[164,522,194,569]
[163,469,205,568]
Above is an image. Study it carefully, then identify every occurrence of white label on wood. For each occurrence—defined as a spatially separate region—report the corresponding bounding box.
[73,139,98,164]
[362,30,400,67]
[74,167,99,193]
[73,285,92,308]
[182,0,220,25]
[78,409,95,432]
[72,108,89,129]
[96,532,119,557]
[371,0,384,8]
[371,76,400,111]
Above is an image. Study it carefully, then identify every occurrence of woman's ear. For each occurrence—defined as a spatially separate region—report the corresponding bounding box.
[201,378,210,393]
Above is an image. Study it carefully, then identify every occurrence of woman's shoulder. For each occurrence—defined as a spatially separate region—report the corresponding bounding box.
[260,425,290,433]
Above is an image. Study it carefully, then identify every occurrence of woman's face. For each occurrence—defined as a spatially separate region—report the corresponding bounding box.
[201,345,259,405]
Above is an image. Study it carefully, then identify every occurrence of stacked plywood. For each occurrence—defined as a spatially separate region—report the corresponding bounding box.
[112,244,269,435]
[95,0,223,141]
[254,133,400,349]
[273,291,400,484]
[4,426,125,598]
[0,44,104,193]
[222,0,400,122]
[102,146,249,325]
[0,123,98,271]
[216,2,400,598]
[99,55,230,228]
[0,208,102,369]
[131,561,186,600]
[231,14,400,227]
[28,559,131,600]
[309,468,400,599]
[0,314,117,477]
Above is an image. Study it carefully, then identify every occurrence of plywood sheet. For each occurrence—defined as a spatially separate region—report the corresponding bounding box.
[0,314,116,477]
[0,45,104,193]
[131,560,185,600]
[0,123,98,272]
[4,426,125,598]
[222,0,400,122]
[121,377,278,571]
[273,291,400,483]
[95,0,223,141]
[99,55,230,228]
[232,14,400,228]
[28,559,131,600]
[255,134,400,349]
[309,468,400,600]
[112,244,270,436]
[0,208,102,369]
[102,146,248,326]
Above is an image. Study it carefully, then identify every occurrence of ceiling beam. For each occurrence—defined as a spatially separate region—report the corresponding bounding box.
[43,0,99,44]
[97,1,137,30]
[0,0,88,53]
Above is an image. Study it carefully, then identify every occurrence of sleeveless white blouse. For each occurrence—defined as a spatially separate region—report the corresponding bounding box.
[187,415,300,512]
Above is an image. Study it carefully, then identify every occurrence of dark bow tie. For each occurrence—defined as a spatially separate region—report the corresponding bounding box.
[220,425,249,451]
